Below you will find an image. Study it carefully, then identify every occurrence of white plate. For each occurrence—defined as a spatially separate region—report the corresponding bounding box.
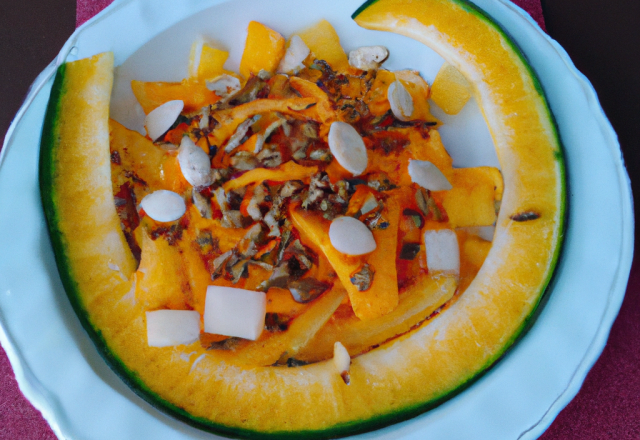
[0,0,633,439]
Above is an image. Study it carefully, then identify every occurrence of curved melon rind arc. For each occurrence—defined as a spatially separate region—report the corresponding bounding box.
[36,53,235,437]
[351,0,566,425]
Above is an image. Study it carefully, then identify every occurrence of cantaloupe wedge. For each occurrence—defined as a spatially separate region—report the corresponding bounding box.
[239,21,286,78]
[188,39,230,81]
[131,79,220,114]
[430,61,472,114]
[295,19,350,72]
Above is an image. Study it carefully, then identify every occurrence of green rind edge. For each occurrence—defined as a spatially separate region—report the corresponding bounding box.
[38,0,567,436]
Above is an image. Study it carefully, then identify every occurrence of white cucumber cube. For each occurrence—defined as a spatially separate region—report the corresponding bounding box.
[204,286,267,340]
[424,229,460,275]
[146,310,200,347]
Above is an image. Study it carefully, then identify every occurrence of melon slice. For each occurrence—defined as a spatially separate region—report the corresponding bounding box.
[296,274,458,362]
[289,199,401,321]
[430,61,472,115]
[40,1,564,437]
[239,21,286,78]
[131,79,220,115]
[295,19,350,72]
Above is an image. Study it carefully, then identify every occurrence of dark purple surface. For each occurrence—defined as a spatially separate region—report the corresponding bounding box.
[0,0,637,438]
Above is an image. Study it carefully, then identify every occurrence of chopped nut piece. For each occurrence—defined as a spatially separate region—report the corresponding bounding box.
[333,342,351,385]
[206,74,242,98]
[225,115,261,152]
[246,183,268,221]
[256,146,283,168]
[288,278,331,303]
[192,190,212,219]
[350,263,375,291]
[230,151,259,170]
[348,45,389,71]
[199,105,211,130]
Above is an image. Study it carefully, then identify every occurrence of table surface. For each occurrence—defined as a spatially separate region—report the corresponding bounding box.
[1,0,638,439]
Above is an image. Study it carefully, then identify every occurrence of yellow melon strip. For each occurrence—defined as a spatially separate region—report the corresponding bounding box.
[131,79,221,114]
[288,77,336,124]
[195,44,230,81]
[441,166,503,228]
[296,274,457,362]
[407,129,453,172]
[222,161,318,191]
[430,61,472,115]
[295,19,350,72]
[109,119,169,189]
[135,231,190,310]
[51,52,138,298]
[239,21,286,78]
[289,199,400,321]
[209,97,317,147]
[213,285,346,366]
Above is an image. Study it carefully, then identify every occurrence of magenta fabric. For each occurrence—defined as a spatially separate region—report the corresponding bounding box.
[76,0,114,27]
[1,1,636,439]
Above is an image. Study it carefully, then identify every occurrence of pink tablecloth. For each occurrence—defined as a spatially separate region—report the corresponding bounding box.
[2,1,637,439]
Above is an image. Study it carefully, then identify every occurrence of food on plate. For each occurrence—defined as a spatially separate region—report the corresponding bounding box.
[39,0,565,437]
[430,61,472,115]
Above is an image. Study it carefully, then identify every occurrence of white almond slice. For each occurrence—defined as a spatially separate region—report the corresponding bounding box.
[387,80,414,121]
[225,115,261,153]
[204,286,267,341]
[333,341,351,385]
[424,229,460,275]
[178,137,213,187]
[146,310,200,347]
[329,216,376,256]
[348,45,389,71]
[140,190,186,222]
[360,193,379,215]
[277,35,311,74]
[328,121,368,176]
[145,100,184,141]
[408,159,453,191]
[206,74,241,98]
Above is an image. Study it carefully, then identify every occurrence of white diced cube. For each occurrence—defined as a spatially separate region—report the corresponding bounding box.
[424,229,460,275]
[204,286,267,340]
[146,310,201,347]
